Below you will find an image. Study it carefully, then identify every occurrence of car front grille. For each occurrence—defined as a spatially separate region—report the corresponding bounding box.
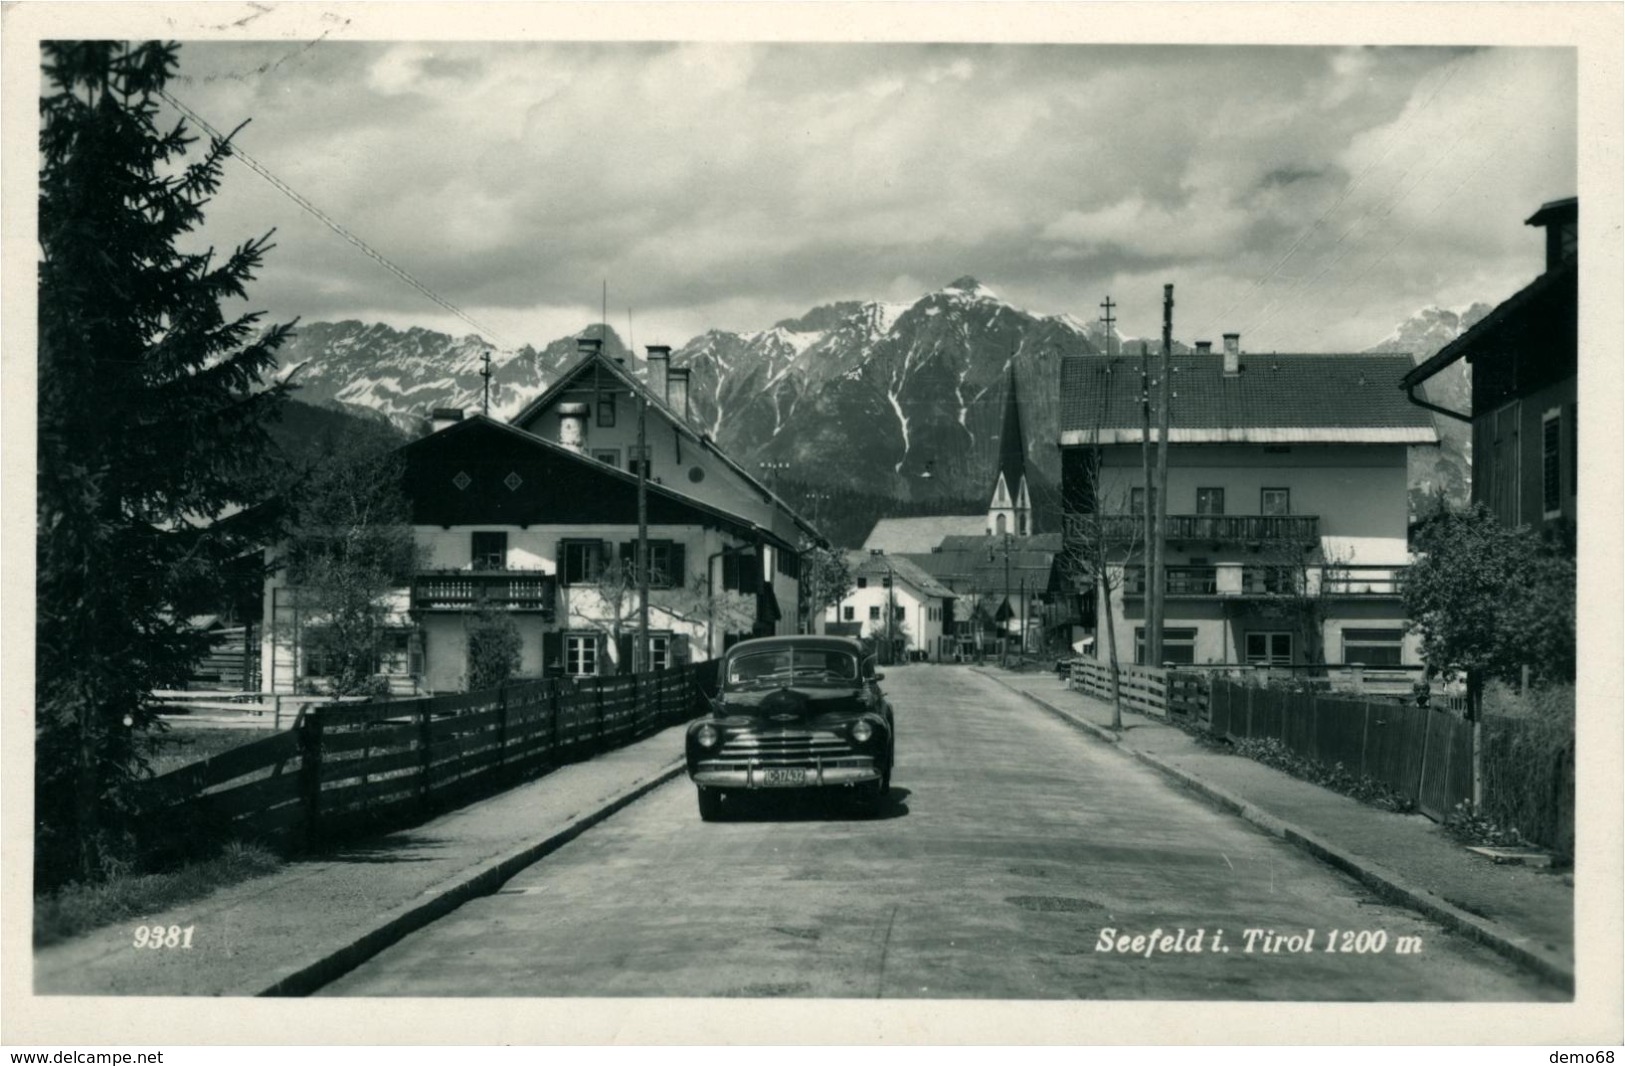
[703,729,865,770]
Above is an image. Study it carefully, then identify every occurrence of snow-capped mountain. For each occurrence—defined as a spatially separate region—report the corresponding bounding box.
[270,282,1481,512]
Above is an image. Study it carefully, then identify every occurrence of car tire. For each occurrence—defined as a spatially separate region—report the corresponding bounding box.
[697,787,724,822]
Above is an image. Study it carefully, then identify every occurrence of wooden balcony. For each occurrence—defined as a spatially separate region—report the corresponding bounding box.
[1123,564,1406,600]
[411,570,557,616]
[1080,513,1320,547]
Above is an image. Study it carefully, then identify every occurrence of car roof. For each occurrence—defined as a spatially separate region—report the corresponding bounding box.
[722,635,866,657]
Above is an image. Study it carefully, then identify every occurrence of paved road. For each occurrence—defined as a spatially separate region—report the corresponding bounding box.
[324,666,1558,1000]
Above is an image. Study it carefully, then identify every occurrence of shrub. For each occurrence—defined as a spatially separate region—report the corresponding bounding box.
[467,608,523,691]
[1232,736,1415,814]
[1442,800,1525,849]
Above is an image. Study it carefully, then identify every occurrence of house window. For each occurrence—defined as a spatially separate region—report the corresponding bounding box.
[626,446,651,479]
[1018,513,1028,535]
[894,605,905,621]
[1260,488,1291,515]
[471,531,507,570]
[591,448,620,466]
[565,634,599,677]
[721,552,761,594]
[995,513,1007,535]
[856,576,867,589]
[597,393,616,427]
[620,540,685,588]
[1342,628,1405,667]
[1245,631,1294,667]
[647,633,672,672]
[1133,627,1197,665]
[1196,488,1225,515]
[1542,408,1562,518]
[869,605,881,621]
[843,606,855,622]
[560,540,605,585]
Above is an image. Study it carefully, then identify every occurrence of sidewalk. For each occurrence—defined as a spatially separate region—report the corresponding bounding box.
[981,668,1575,991]
[34,724,689,996]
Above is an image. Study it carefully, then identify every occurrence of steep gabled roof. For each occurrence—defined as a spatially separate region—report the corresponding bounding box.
[1059,352,1437,445]
[845,551,957,600]
[993,366,1028,499]
[508,348,825,544]
[1399,260,1577,390]
[399,414,796,551]
[861,515,988,553]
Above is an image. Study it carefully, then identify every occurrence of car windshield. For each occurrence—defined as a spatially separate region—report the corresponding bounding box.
[726,648,860,687]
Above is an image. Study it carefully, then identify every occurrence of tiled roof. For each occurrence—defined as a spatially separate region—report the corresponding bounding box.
[1059,352,1437,444]
[845,551,958,600]
[904,534,1061,597]
[862,515,988,553]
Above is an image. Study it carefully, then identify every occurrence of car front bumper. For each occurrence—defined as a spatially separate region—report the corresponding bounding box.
[690,758,882,789]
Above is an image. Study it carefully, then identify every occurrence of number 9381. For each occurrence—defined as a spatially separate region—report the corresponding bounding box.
[132,924,194,949]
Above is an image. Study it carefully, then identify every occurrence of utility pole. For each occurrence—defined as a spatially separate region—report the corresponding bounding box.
[1140,341,1155,665]
[1149,284,1174,666]
[1020,576,1028,660]
[1099,295,1116,359]
[635,348,651,674]
[1000,533,1013,667]
[479,347,493,416]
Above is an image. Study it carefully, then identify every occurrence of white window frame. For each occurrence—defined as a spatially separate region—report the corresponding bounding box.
[647,632,672,672]
[1542,406,1563,520]
[565,633,599,677]
[1133,627,1198,666]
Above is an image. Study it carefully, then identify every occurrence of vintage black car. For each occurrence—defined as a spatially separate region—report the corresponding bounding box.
[685,635,895,820]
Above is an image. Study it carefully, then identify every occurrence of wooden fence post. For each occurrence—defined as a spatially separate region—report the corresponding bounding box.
[497,682,510,776]
[417,703,433,815]
[299,712,324,850]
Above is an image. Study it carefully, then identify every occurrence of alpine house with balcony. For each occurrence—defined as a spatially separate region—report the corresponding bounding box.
[1058,337,1439,668]
[261,339,824,695]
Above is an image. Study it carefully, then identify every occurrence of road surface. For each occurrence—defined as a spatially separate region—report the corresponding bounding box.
[323,665,1558,999]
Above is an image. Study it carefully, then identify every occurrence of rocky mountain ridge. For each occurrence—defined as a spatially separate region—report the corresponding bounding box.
[270,281,1479,516]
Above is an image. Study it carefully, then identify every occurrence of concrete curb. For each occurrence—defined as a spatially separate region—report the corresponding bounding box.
[981,671,1575,994]
[256,758,687,997]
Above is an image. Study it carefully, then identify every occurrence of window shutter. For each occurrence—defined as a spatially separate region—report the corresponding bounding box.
[722,552,738,592]
[616,633,634,675]
[542,631,563,676]
[741,553,761,595]
[598,541,613,580]
[668,543,686,588]
[670,632,690,665]
[555,541,566,585]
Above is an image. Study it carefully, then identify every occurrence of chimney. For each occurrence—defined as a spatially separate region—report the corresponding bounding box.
[430,407,464,434]
[556,402,589,452]
[1222,333,1241,376]
[577,336,602,360]
[646,345,671,405]
[1195,340,1212,354]
[667,366,691,421]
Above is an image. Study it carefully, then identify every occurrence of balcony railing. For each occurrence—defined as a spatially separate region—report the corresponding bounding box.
[411,570,558,615]
[1078,513,1320,546]
[1123,564,1406,599]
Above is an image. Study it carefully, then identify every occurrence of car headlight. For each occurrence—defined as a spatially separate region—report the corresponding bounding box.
[695,723,720,748]
[851,719,874,743]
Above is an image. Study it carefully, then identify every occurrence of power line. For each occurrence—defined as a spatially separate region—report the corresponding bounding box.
[156,88,512,349]
[1207,58,1465,336]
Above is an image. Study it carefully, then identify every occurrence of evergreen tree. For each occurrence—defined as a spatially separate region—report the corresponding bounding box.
[37,42,291,884]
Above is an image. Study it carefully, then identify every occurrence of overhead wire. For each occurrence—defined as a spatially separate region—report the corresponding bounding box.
[156,87,513,349]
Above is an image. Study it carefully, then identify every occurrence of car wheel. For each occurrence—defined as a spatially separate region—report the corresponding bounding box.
[850,780,884,816]
[697,787,724,822]
[879,760,893,795]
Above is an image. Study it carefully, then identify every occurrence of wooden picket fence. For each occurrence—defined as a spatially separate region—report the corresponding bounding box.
[134,662,716,853]
[1064,657,1473,821]
[1205,680,1473,820]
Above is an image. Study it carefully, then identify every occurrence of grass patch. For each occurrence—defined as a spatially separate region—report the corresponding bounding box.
[142,727,262,777]
[35,841,283,947]
[1230,736,1416,814]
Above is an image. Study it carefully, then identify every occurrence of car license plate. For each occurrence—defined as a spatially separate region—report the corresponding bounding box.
[760,768,808,787]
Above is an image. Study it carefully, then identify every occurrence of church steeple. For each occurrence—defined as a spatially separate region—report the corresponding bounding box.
[987,366,1032,537]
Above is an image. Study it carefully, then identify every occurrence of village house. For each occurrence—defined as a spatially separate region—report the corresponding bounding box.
[261,338,821,695]
[1058,340,1438,669]
[825,550,957,662]
[1399,196,1577,541]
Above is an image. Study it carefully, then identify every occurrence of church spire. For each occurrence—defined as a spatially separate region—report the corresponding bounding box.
[987,365,1032,537]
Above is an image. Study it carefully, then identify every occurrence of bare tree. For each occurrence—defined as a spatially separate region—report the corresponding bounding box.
[1246,537,1354,674]
[1060,472,1143,731]
[565,558,639,674]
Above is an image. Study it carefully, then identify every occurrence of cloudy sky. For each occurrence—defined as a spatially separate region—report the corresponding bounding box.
[166,41,1576,352]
